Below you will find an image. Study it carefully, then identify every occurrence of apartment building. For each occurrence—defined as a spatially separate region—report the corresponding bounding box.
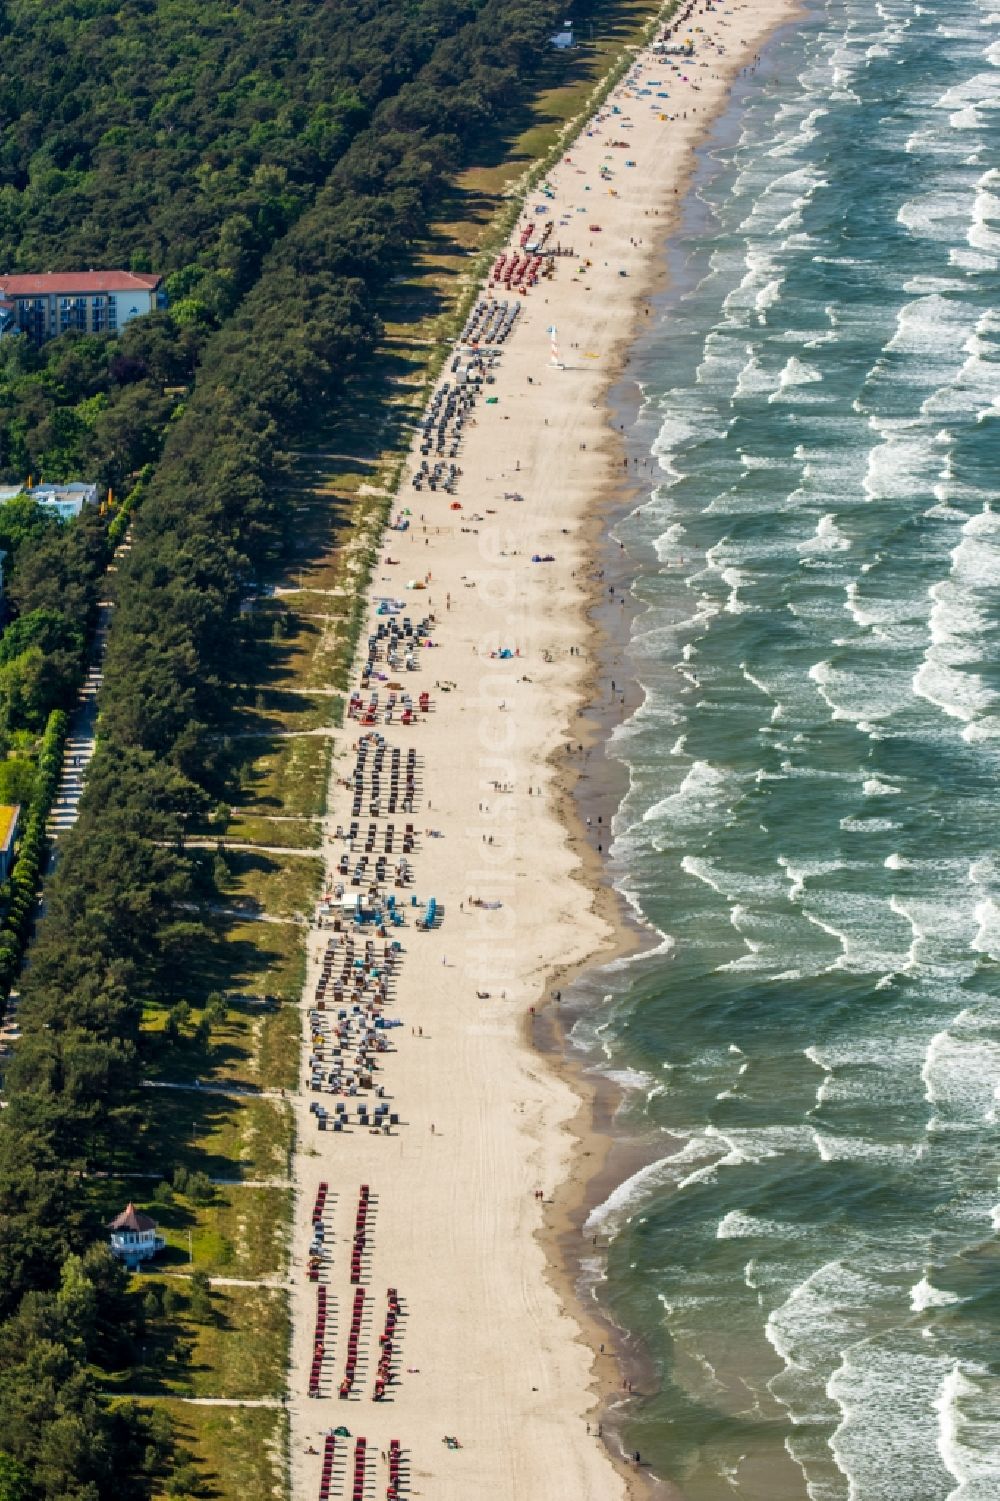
[0,270,165,343]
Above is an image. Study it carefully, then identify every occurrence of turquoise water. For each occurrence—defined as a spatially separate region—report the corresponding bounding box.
[581,0,1000,1495]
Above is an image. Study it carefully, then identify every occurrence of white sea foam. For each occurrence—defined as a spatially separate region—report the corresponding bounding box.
[921,1018,1000,1124]
[813,1132,918,1163]
[968,855,999,886]
[739,451,791,470]
[898,192,974,244]
[840,816,899,832]
[924,310,1000,421]
[644,760,741,831]
[913,655,996,724]
[652,521,687,564]
[969,188,1000,258]
[951,246,997,270]
[810,657,912,727]
[797,513,851,556]
[864,777,902,796]
[716,1210,808,1240]
[971,898,1000,959]
[756,278,784,317]
[740,663,777,707]
[911,1277,961,1312]
[722,248,786,322]
[863,432,941,502]
[804,1045,835,1109]
[734,352,776,398]
[779,856,846,903]
[830,1344,959,1501]
[845,581,920,631]
[681,855,727,896]
[718,566,753,615]
[802,909,850,961]
[604,1067,657,1095]
[935,1363,1000,1501]
[767,1262,883,1427]
[583,1147,693,1234]
[884,293,979,375]
[716,903,806,974]
[913,508,1000,730]
[676,1124,817,1191]
[652,408,728,474]
[780,356,824,387]
[903,275,972,294]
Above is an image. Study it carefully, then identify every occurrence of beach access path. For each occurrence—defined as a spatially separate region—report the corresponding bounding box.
[287,3,799,1499]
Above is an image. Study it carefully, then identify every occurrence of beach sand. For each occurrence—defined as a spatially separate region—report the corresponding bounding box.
[287,3,801,1497]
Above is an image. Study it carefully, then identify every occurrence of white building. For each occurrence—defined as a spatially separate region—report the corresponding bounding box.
[108,1202,165,1268]
[0,482,99,520]
[0,271,165,343]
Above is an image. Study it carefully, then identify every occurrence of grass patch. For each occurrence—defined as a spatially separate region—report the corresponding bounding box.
[216,848,324,923]
[206,919,306,1007]
[125,1280,289,1399]
[137,1090,293,1183]
[256,1002,300,1093]
[156,1187,290,1279]
[147,914,304,1016]
[146,1399,287,1501]
[228,692,335,738]
[235,732,332,821]
[153,997,299,1093]
[88,1182,289,1280]
[222,815,322,851]
[244,604,346,699]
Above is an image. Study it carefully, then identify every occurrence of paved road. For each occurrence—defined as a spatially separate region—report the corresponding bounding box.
[117,1395,286,1408]
[45,603,110,852]
[181,839,322,858]
[141,1079,288,1102]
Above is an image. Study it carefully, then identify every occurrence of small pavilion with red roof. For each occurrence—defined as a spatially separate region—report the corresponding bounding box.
[107,1202,165,1268]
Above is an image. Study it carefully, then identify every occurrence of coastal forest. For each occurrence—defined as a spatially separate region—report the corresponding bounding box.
[0,0,614,1495]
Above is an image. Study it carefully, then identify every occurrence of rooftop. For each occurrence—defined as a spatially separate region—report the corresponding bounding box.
[108,1202,158,1233]
[0,805,19,853]
[0,271,162,297]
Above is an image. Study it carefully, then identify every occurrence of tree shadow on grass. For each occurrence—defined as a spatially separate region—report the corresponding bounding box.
[137,1090,257,1182]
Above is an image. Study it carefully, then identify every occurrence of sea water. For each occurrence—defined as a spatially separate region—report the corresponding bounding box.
[580,0,1000,1495]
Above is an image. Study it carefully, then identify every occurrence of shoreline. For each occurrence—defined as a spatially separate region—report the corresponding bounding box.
[530,5,810,1497]
[286,4,804,1498]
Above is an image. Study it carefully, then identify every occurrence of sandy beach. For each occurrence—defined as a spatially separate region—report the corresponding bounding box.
[287,3,801,1497]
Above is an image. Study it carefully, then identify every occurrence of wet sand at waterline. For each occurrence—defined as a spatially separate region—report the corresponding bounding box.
[286,4,800,1497]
